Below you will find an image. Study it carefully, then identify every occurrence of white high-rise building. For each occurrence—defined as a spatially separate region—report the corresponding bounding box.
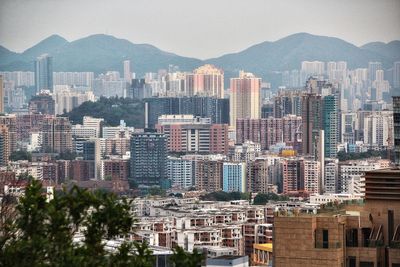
[83,116,104,138]
[53,85,95,115]
[168,157,195,189]
[301,61,325,76]
[123,60,132,84]
[363,111,393,149]
[324,158,338,193]
[222,162,246,193]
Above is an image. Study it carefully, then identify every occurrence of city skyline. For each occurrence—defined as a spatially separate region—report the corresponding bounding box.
[0,0,399,59]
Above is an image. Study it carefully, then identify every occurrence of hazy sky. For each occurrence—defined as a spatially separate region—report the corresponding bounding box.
[0,0,399,59]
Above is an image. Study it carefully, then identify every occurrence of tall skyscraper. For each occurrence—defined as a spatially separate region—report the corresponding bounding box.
[393,61,400,89]
[0,75,4,113]
[34,54,53,93]
[130,133,167,186]
[230,71,261,128]
[323,95,338,158]
[123,60,132,84]
[392,96,400,165]
[0,125,9,166]
[302,93,322,156]
[368,62,382,82]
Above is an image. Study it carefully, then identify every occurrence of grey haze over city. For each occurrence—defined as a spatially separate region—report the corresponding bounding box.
[1,0,400,59]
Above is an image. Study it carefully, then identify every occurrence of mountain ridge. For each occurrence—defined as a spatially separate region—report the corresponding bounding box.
[0,32,399,87]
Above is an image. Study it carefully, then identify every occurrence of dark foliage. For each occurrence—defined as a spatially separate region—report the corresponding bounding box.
[63,96,144,128]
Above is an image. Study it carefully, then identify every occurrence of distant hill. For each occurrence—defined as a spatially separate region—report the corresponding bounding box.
[361,40,400,63]
[0,34,203,75]
[0,32,399,87]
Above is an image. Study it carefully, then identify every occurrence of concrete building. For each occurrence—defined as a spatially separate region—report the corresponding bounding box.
[101,159,130,181]
[168,157,195,189]
[29,92,55,115]
[323,95,338,158]
[246,159,269,193]
[302,93,322,157]
[231,141,261,162]
[223,162,246,193]
[130,133,167,187]
[195,158,223,192]
[53,86,95,115]
[230,71,261,128]
[83,116,104,138]
[34,54,53,93]
[185,64,224,98]
[40,116,72,153]
[273,168,400,267]
[53,71,94,87]
[0,75,4,113]
[156,115,229,155]
[144,96,229,129]
[324,158,339,193]
[123,60,132,84]
[0,125,9,166]
[338,159,390,195]
[394,96,400,165]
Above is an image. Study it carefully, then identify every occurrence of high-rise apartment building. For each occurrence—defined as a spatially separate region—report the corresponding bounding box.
[123,60,132,84]
[185,64,224,98]
[130,133,167,186]
[0,75,4,113]
[156,115,229,155]
[144,96,229,129]
[0,125,9,166]
[363,111,393,149]
[53,72,94,87]
[323,95,338,158]
[246,159,269,193]
[40,117,72,153]
[83,116,104,138]
[282,158,302,194]
[393,61,400,89]
[324,158,338,193]
[368,62,382,82]
[195,158,223,192]
[222,162,246,193]
[302,93,322,156]
[167,157,195,189]
[34,54,53,93]
[393,96,400,165]
[230,71,261,128]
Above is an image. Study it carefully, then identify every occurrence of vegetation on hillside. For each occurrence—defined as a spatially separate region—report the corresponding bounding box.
[63,96,144,127]
[253,193,289,205]
[337,150,391,162]
[200,191,251,201]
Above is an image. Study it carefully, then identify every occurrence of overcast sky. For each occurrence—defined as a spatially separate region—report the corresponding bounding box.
[0,0,399,59]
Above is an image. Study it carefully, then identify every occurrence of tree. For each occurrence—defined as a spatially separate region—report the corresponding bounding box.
[9,151,32,162]
[253,193,289,205]
[170,246,204,267]
[0,178,202,266]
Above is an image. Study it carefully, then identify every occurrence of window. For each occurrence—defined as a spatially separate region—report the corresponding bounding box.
[347,257,356,267]
[346,229,358,247]
[359,262,374,267]
[323,229,329,248]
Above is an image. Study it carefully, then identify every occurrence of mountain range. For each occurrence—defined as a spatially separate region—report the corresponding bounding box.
[0,32,399,87]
